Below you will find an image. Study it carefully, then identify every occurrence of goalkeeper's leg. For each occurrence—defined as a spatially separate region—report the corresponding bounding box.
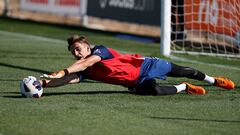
[167,63,235,89]
[133,79,205,96]
[167,63,206,80]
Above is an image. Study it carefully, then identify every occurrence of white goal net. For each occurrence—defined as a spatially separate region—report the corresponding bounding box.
[168,0,240,57]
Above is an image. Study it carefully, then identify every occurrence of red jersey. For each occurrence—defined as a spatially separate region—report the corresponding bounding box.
[81,45,144,87]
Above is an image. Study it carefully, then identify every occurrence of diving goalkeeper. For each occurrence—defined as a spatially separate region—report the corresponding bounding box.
[40,35,235,95]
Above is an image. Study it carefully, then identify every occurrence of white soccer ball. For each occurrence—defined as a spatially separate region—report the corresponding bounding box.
[20,76,43,98]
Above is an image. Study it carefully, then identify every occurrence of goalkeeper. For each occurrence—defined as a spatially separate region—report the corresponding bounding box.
[40,35,235,95]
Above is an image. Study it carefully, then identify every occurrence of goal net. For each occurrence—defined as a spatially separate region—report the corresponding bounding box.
[164,0,240,57]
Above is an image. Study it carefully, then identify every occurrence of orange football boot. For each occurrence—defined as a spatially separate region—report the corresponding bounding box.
[184,82,206,95]
[214,77,235,89]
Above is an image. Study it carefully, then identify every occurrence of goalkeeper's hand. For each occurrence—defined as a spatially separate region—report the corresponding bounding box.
[40,69,69,79]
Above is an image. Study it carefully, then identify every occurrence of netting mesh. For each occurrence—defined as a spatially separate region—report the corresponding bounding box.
[171,0,240,57]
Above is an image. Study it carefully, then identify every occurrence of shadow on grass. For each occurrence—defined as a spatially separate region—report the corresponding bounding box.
[0,79,101,83]
[0,79,22,81]
[151,116,240,123]
[1,91,132,98]
[0,92,23,98]
[235,85,240,89]
[43,91,132,96]
[0,62,51,74]
[3,95,25,98]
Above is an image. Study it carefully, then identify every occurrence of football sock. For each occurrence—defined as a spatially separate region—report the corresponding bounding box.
[174,83,187,93]
[203,75,215,84]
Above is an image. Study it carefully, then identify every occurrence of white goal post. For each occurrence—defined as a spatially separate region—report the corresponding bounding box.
[160,0,240,57]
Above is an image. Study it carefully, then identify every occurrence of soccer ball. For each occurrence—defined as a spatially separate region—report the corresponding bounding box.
[20,76,43,98]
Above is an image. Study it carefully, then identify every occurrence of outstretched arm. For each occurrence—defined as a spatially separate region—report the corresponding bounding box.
[41,55,101,79]
[40,73,80,88]
[67,55,101,74]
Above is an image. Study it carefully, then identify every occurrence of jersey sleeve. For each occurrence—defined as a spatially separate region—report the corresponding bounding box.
[76,71,85,82]
[92,45,114,60]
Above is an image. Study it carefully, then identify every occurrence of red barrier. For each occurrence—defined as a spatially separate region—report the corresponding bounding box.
[55,0,80,6]
[185,0,240,37]
[26,0,48,4]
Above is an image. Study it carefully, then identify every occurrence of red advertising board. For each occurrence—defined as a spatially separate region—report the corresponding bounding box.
[26,0,80,6]
[21,0,82,15]
[26,0,48,4]
[55,0,80,6]
[185,0,240,37]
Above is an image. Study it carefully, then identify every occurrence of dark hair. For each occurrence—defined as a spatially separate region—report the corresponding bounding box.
[67,35,90,51]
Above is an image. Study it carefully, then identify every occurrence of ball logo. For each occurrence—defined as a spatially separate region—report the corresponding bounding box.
[23,78,31,84]
[94,49,101,54]
[33,81,42,91]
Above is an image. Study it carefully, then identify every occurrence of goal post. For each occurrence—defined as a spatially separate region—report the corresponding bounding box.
[160,0,171,57]
[160,0,240,57]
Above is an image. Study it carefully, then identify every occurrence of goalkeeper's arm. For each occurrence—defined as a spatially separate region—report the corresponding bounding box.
[41,55,101,79]
[40,73,80,88]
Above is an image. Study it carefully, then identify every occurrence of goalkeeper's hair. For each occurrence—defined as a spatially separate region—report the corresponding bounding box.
[67,35,90,51]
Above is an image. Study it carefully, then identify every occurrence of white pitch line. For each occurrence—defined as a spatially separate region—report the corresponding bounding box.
[0,30,65,44]
[0,30,239,71]
[170,55,240,71]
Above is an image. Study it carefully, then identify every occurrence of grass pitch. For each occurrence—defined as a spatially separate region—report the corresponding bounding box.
[0,17,240,135]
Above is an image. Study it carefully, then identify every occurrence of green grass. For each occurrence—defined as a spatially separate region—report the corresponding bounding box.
[0,17,240,135]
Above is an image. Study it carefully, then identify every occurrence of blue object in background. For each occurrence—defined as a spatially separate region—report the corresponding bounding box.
[116,34,155,43]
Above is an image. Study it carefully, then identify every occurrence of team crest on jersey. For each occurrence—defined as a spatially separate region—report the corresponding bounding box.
[94,49,101,54]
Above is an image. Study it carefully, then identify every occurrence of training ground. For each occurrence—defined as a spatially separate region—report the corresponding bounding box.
[0,17,240,135]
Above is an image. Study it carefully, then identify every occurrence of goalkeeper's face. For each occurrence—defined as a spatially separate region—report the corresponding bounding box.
[70,42,91,60]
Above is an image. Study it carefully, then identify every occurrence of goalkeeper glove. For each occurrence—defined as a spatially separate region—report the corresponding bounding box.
[40,69,69,79]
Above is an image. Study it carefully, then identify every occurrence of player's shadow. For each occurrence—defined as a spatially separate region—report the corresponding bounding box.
[1,91,132,98]
[150,116,240,123]
[0,62,51,74]
[0,79,22,81]
[0,62,101,84]
[1,92,25,98]
[44,90,132,96]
